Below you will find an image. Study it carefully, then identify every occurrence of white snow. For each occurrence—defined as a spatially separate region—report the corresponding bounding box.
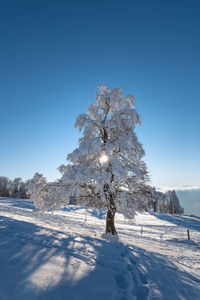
[0,197,200,299]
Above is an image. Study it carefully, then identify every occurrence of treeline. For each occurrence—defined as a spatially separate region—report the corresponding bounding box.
[1,174,184,215]
[149,188,184,214]
[0,176,29,199]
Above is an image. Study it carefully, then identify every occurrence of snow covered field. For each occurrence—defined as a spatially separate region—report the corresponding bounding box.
[0,198,200,300]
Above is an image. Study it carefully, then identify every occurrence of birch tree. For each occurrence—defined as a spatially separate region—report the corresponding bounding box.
[59,85,148,234]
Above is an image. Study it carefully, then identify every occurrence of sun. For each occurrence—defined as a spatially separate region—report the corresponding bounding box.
[99,153,109,164]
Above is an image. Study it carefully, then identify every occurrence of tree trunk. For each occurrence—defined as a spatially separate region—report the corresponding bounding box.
[153,200,157,212]
[106,210,117,235]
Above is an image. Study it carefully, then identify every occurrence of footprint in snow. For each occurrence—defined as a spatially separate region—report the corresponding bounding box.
[137,271,148,285]
[120,249,128,257]
[115,274,128,290]
[120,251,126,257]
[133,285,149,300]
[129,257,137,265]
[126,263,134,272]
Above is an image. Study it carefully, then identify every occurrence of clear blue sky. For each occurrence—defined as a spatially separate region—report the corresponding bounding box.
[0,0,200,187]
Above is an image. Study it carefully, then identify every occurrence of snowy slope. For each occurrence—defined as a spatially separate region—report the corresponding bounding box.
[0,198,200,300]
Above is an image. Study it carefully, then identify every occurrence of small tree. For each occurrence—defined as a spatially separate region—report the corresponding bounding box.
[147,187,184,215]
[10,177,22,198]
[58,85,148,234]
[0,176,10,197]
[18,181,28,199]
[165,190,184,214]
[27,173,49,210]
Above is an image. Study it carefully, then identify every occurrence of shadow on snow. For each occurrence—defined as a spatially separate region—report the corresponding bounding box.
[151,213,200,231]
[0,215,199,300]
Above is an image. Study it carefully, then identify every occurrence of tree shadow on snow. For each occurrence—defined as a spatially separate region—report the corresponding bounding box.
[0,197,35,210]
[0,214,200,300]
[167,238,200,248]
[152,213,200,231]
[63,206,106,220]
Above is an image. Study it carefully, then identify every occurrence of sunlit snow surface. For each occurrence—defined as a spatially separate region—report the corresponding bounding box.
[0,198,200,300]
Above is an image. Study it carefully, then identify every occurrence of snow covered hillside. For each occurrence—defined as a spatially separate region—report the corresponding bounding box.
[0,198,200,300]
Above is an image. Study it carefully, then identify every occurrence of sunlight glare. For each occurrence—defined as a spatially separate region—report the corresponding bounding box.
[99,154,109,164]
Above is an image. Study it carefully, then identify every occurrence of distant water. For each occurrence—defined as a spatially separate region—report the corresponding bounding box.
[176,189,200,215]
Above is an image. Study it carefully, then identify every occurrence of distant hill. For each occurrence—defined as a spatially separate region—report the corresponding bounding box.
[176,189,200,215]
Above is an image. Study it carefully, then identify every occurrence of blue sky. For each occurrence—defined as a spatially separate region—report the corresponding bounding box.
[0,0,200,187]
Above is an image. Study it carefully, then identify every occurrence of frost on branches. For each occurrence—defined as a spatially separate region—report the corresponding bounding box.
[58,85,148,234]
[27,173,68,212]
[28,173,48,210]
[28,86,148,234]
[148,188,184,214]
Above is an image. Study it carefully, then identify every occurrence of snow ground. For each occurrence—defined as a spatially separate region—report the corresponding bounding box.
[0,198,200,300]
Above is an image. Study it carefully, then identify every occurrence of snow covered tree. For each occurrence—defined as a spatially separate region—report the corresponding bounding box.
[147,187,184,215]
[18,182,26,198]
[165,190,184,214]
[10,177,22,198]
[27,173,49,210]
[0,176,10,197]
[28,173,68,211]
[59,85,148,234]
